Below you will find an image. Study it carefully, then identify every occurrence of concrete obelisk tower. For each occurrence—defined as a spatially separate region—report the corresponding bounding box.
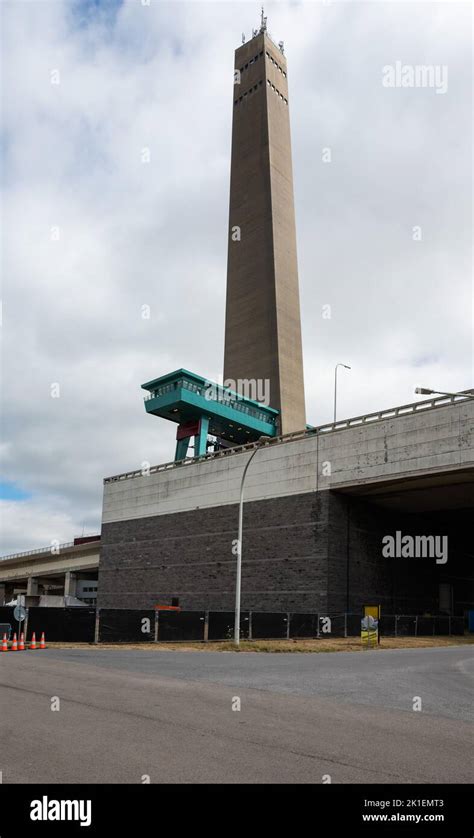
[223,11,306,435]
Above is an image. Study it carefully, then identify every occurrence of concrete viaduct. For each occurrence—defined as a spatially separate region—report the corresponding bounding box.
[0,538,100,606]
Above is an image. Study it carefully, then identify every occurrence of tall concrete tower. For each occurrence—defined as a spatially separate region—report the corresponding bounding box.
[223,14,306,435]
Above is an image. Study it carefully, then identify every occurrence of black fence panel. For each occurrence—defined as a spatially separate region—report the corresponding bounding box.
[158,611,205,642]
[208,611,249,641]
[251,612,288,639]
[0,607,15,639]
[64,608,95,642]
[396,616,417,636]
[27,607,96,642]
[450,617,464,636]
[0,607,15,623]
[416,617,434,636]
[26,607,61,642]
[99,609,154,642]
[0,623,12,640]
[434,617,450,636]
[1,607,464,643]
[346,614,362,637]
[379,615,396,636]
[289,613,318,638]
[325,614,346,637]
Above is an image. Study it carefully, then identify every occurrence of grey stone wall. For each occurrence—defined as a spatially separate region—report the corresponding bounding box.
[99,491,326,612]
[98,490,472,614]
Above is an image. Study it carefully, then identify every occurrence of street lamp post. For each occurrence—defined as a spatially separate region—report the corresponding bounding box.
[234,436,272,645]
[415,387,474,400]
[334,363,351,423]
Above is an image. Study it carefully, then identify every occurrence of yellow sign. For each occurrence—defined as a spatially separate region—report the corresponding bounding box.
[361,605,381,648]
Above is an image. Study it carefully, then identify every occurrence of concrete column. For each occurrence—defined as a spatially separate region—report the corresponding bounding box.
[0,584,5,606]
[64,572,77,598]
[26,577,39,596]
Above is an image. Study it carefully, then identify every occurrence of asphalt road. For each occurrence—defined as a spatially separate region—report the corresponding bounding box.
[1,646,472,784]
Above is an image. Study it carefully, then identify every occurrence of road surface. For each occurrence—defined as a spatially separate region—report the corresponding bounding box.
[1,646,472,783]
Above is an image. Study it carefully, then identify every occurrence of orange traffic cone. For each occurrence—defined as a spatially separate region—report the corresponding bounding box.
[30,632,37,650]
[11,633,18,651]
[39,632,46,650]
[19,633,25,651]
[1,634,7,652]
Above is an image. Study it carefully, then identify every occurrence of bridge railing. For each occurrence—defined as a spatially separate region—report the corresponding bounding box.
[0,542,75,562]
[0,539,99,563]
[104,389,474,484]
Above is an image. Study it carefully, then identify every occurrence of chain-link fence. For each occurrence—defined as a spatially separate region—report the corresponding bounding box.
[0,606,466,643]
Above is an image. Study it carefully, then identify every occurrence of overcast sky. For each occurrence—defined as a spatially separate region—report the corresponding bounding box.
[1,0,472,554]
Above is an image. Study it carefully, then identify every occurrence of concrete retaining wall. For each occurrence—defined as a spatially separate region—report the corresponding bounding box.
[102,400,473,524]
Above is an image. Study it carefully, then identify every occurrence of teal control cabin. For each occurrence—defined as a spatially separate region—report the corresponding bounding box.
[142,369,279,461]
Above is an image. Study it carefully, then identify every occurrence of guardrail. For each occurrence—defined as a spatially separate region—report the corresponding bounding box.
[0,538,100,563]
[104,389,473,484]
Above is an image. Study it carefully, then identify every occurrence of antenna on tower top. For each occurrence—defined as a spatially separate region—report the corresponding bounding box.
[260,6,267,34]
